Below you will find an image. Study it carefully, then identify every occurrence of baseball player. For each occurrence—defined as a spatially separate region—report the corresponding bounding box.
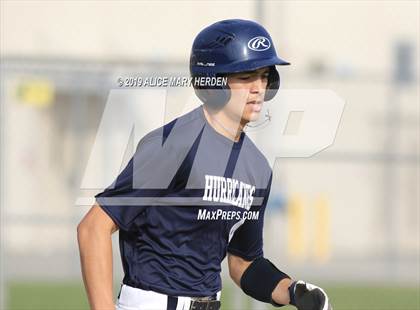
[78,19,332,310]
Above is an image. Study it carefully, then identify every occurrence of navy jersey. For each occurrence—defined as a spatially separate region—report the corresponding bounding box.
[95,106,272,297]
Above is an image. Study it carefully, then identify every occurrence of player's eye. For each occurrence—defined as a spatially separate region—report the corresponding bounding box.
[238,75,251,80]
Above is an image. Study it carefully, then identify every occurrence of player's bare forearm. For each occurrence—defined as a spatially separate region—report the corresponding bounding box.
[77,204,118,310]
[227,253,252,286]
[272,277,293,305]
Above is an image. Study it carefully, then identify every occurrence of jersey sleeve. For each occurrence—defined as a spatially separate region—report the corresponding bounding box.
[95,136,166,231]
[227,174,272,261]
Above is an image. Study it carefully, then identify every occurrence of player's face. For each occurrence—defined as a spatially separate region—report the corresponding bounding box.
[225,67,270,123]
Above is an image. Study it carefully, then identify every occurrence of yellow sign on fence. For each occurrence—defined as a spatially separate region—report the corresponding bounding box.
[17,79,55,107]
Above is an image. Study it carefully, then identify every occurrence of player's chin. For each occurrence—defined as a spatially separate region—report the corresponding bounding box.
[244,111,261,123]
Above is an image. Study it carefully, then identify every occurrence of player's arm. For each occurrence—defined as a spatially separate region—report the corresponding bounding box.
[228,252,332,309]
[77,203,118,310]
[227,176,332,309]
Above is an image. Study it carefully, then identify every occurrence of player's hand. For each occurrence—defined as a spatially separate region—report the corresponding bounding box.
[289,280,332,310]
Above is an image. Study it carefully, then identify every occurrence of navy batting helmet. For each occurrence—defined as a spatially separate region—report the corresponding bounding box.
[190,19,290,108]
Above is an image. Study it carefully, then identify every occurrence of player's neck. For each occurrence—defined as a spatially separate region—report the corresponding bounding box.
[203,106,246,142]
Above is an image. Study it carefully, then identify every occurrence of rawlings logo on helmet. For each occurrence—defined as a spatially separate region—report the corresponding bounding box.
[247,36,271,51]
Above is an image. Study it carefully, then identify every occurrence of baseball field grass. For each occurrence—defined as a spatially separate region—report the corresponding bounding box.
[5,281,420,310]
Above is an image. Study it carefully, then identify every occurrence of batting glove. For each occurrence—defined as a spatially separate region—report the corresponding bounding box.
[289,280,332,310]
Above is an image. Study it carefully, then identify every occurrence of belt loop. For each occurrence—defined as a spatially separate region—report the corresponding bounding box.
[167,296,178,310]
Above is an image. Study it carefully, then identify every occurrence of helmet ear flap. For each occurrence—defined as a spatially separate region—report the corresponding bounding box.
[192,75,231,109]
[264,66,280,101]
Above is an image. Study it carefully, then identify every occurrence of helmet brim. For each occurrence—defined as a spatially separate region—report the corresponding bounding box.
[191,56,290,76]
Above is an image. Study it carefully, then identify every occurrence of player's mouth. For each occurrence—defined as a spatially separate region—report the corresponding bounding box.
[247,100,263,112]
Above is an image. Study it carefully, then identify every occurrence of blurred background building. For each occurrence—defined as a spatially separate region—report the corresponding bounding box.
[1,1,419,309]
